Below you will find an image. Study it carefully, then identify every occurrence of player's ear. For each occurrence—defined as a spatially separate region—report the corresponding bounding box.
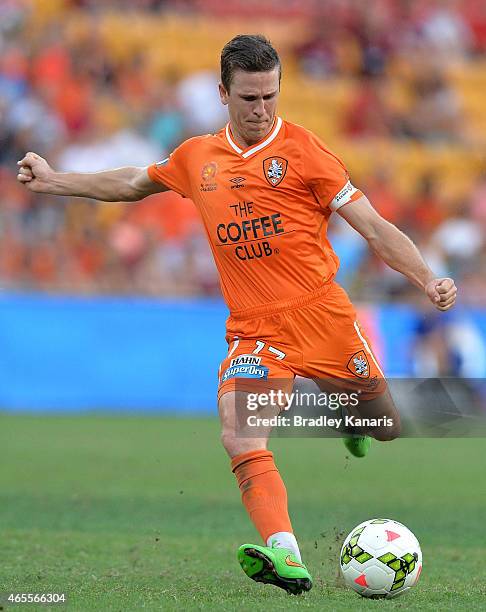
[219,82,229,105]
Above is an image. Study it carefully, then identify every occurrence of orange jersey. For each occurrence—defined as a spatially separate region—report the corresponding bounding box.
[148,117,363,314]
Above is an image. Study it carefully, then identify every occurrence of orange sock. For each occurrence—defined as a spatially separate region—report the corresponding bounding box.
[231,449,293,542]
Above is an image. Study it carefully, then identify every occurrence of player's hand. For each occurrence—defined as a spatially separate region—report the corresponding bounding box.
[16,152,54,193]
[425,278,457,311]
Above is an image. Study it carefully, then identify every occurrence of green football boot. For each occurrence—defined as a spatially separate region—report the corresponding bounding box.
[237,543,313,595]
[343,434,371,458]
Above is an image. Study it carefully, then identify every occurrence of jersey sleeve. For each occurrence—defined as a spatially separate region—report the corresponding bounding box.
[147,139,193,198]
[303,133,363,212]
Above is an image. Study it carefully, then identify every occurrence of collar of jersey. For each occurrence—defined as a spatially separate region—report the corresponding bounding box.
[225,117,283,159]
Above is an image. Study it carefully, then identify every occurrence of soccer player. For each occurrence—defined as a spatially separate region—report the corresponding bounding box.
[17,35,457,595]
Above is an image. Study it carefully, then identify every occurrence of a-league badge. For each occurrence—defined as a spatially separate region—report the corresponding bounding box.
[200,161,218,192]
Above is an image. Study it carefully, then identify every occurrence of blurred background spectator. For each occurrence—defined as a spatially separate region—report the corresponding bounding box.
[0,0,485,304]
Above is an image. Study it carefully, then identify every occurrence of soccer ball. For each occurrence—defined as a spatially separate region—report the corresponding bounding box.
[340,518,422,598]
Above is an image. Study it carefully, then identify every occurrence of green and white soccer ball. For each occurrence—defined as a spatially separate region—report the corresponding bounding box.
[340,518,422,598]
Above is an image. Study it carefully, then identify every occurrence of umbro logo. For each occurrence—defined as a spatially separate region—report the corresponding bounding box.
[230,177,246,189]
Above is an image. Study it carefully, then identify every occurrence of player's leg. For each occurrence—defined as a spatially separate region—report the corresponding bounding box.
[340,317,401,444]
[345,385,401,441]
[314,377,398,457]
[219,389,312,594]
[294,282,401,455]
[316,376,401,443]
[219,389,295,550]
[317,356,400,456]
[340,384,400,457]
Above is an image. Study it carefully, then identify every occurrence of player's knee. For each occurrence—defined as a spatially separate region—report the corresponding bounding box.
[220,429,244,456]
[220,428,268,458]
[220,428,235,454]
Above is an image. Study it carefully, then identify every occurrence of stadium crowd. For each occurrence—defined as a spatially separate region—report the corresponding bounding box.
[0,0,485,305]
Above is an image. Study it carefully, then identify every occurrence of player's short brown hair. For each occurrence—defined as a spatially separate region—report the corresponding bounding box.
[221,34,281,92]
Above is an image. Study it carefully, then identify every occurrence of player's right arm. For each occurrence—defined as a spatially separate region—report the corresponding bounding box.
[16,152,168,202]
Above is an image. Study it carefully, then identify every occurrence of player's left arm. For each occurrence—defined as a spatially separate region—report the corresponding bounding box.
[338,195,457,311]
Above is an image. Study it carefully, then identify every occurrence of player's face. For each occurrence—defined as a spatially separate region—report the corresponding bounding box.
[219,68,280,147]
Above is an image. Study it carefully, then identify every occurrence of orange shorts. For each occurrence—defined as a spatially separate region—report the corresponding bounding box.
[218,281,386,401]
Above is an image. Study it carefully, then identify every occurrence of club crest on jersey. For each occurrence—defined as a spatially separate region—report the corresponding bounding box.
[263,157,288,187]
[347,351,370,379]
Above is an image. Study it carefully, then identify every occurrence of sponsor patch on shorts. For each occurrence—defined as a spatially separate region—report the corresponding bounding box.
[222,354,269,382]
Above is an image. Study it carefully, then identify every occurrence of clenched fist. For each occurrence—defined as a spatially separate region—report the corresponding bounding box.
[17,152,54,193]
[425,278,458,311]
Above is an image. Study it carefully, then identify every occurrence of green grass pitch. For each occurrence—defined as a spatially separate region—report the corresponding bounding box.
[2,415,486,610]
